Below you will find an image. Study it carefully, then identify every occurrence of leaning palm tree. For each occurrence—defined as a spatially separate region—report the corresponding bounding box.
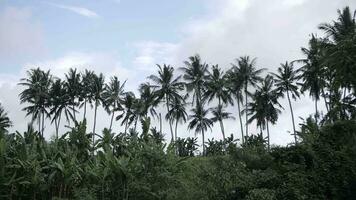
[167,95,188,141]
[148,64,183,142]
[271,62,300,144]
[0,103,11,133]
[64,68,81,122]
[102,76,126,130]
[181,54,209,107]
[91,73,105,147]
[19,68,52,136]
[188,102,213,156]
[233,56,265,137]
[210,105,235,140]
[226,66,245,143]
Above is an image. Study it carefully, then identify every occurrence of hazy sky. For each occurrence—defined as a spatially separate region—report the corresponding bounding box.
[0,0,355,146]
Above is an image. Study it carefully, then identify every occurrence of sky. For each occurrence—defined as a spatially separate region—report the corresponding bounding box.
[0,0,355,146]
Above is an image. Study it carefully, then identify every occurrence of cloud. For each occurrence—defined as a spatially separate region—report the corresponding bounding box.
[133,41,179,72]
[0,7,45,61]
[49,3,99,18]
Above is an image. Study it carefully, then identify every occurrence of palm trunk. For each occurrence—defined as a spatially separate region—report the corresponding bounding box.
[321,89,329,112]
[237,98,244,144]
[124,120,128,135]
[245,85,248,137]
[286,90,297,144]
[202,128,205,156]
[266,121,270,151]
[38,115,41,134]
[109,110,115,130]
[72,102,76,122]
[83,100,87,120]
[159,113,162,133]
[219,119,226,141]
[165,95,174,142]
[315,99,318,124]
[55,117,59,139]
[218,97,226,141]
[41,111,45,137]
[175,118,178,141]
[92,101,98,150]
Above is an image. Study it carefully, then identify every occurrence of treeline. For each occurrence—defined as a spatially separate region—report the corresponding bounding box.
[0,6,355,200]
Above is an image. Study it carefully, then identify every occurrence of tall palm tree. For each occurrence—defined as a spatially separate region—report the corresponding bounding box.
[204,65,233,140]
[167,95,188,141]
[91,73,105,147]
[247,75,283,150]
[181,54,209,107]
[49,78,67,138]
[299,35,326,122]
[119,92,136,134]
[233,56,265,137]
[210,105,235,140]
[188,102,213,156]
[102,76,126,130]
[139,82,159,118]
[80,70,95,120]
[19,68,52,136]
[226,67,245,143]
[64,68,81,123]
[271,62,300,144]
[148,64,183,142]
[0,103,11,133]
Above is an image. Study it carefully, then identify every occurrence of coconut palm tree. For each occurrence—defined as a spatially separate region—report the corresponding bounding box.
[233,56,265,137]
[247,75,283,150]
[148,64,183,142]
[188,102,213,156]
[49,78,68,138]
[0,103,11,133]
[181,54,209,107]
[91,73,105,147]
[19,68,52,136]
[226,66,245,143]
[204,65,233,140]
[80,70,95,120]
[210,105,235,140]
[64,68,81,123]
[167,95,188,141]
[271,62,300,144]
[299,35,326,122]
[119,92,136,134]
[102,76,126,130]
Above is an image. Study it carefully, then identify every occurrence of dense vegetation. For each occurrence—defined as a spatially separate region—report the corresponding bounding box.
[1,6,356,200]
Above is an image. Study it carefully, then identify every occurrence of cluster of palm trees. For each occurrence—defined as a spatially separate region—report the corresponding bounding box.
[17,6,356,154]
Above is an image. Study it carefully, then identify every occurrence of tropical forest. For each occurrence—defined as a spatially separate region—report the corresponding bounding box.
[1,5,356,200]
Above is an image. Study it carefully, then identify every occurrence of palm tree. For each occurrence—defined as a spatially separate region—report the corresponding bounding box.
[167,95,188,141]
[102,76,126,130]
[226,66,245,143]
[204,65,233,140]
[247,75,283,150]
[0,103,11,133]
[138,82,159,118]
[271,62,300,144]
[233,56,265,137]
[210,105,235,140]
[119,92,136,134]
[188,102,213,156]
[181,54,209,107]
[49,78,68,138]
[19,68,52,136]
[148,64,183,142]
[299,35,326,122]
[80,70,95,120]
[64,68,81,123]
[91,73,105,147]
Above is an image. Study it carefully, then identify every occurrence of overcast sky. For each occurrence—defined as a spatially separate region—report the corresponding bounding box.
[0,0,355,146]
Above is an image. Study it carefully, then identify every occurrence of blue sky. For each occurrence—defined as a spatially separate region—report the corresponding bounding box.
[1,0,355,146]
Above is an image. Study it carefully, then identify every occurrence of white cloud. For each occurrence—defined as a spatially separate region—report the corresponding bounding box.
[0,7,46,60]
[49,3,99,18]
[133,41,179,72]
